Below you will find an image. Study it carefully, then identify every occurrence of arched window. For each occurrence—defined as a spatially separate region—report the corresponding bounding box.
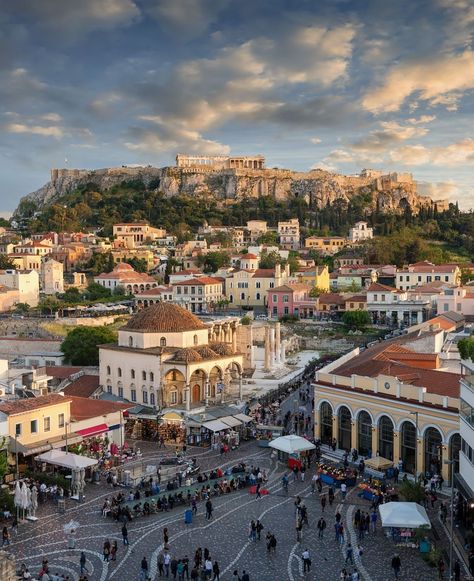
[400,422,417,474]
[150,372,154,382]
[378,416,394,460]
[424,427,442,476]
[449,433,461,484]
[106,365,111,375]
[131,369,135,379]
[142,391,148,404]
[142,371,146,381]
[320,402,333,445]
[357,411,372,456]
[129,336,133,347]
[338,406,352,451]
[193,334,198,346]
[160,337,167,347]
[118,367,122,377]
[171,371,177,381]
[150,392,155,406]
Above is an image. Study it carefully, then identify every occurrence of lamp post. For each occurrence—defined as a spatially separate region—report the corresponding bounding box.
[65,421,69,453]
[14,432,19,481]
[293,399,298,436]
[444,459,455,581]
[409,411,419,479]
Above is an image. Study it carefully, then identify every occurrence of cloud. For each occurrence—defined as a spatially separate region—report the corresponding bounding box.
[362,50,474,113]
[417,180,460,200]
[407,115,436,125]
[390,138,474,166]
[352,121,429,152]
[4,123,64,139]
[310,137,322,144]
[40,113,62,122]
[9,0,140,39]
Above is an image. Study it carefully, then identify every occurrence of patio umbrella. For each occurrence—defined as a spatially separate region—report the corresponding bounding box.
[13,481,21,509]
[30,487,38,515]
[268,435,316,454]
[20,483,29,519]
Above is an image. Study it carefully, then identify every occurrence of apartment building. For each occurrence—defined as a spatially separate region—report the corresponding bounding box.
[348,221,373,242]
[172,276,224,313]
[304,236,347,255]
[396,261,461,290]
[113,222,167,248]
[278,219,300,250]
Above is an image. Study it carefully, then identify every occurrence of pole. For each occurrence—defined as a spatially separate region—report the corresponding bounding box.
[449,478,454,581]
[65,422,68,453]
[15,433,19,481]
[415,412,418,480]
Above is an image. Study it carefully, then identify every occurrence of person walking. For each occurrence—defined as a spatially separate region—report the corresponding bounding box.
[328,486,334,505]
[205,499,213,520]
[295,518,303,542]
[454,560,461,581]
[317,516,326,539]
[241,571,250,581]
[370,511,377,533]
[122,524,129,546]
[157,552,164,577]
[140,557,149,581]
[2,526,9,546]
[164,552,171,578]
[111,540,118,561]
[103,540,110,562]
[256,519,264,541]
[345,543,354,565]
[302,549,311,573]
[311,473,318,493]
[391,554,401,579]
[248,520,257,542]
[320,494,327,513]
[80,552,87,575]
[341,482,347,500]
[255,482,261,499]
[212,561,220,581]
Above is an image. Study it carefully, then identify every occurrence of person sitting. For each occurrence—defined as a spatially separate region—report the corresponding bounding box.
[102,499,111,517]
[133,502,142,516]
[143,501,150,516]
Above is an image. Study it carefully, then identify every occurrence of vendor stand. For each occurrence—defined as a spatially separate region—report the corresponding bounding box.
[379,502,431,549]
[364,456,394,478]
[255,424,284,447]
[268,435,316,466]
[317,463,357,488]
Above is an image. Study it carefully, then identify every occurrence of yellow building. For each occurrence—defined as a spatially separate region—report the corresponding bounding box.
[112,248,155,271]
[295,265,330,292]
[1,394,75,458]
[314,339,461,483]
[226,263,290,308]
[305,236,347,255]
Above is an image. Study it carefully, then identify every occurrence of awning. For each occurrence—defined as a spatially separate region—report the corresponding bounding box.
[35,450,98,469]
[365,456,393,471]
[76,423,108,438]
[202,419,229,432]
[268,435,316,454]
[9,434,82,456]
[220,416,242,428]
[379,502,431,529]
[24,443,52,456]
[234,413,253,423]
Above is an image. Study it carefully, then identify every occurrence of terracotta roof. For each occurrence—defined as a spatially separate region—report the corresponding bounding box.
[0,394,71,415]
[271,283,312,293]
[210,343,235,356]
[171,348,203,363]
[135,286,172,296]
[240,253,258,259]
[172,269,203,275]
[426,316,457,331]
[63,375,100,398]
[122,302,207,333]
[367,282,401,293]
[45,366,83,379]
[345,294,367,303]
[69,396,131,421]
[173,277,222,286]
[95,263,156,283]
[252,268,276,278]
[318,293,346,305]
[194,346,220,359]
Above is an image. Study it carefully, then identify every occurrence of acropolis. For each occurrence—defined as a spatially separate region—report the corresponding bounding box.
[176,154,265,170]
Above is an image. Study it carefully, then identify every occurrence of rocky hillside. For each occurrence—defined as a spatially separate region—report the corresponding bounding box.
[15,164,438,216]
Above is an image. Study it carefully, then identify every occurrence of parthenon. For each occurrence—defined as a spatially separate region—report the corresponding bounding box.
[176,154,265,170]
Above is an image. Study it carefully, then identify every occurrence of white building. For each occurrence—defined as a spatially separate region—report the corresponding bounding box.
[348,221,374,243]
[396,261,461,291]
[0,269,39,307]
[113,222,167,248]
[94,262,158,294]
[172,276,224,313]
[40,258,64,295]
[367,282,431,326]
[459,360,474,530]
[99,303,243,411]
[277,219,300,250]
[436,286,474,318]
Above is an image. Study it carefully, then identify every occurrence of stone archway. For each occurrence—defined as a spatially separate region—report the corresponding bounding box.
[192,384,201,403]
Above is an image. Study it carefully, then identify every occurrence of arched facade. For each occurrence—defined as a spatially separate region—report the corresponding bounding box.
[400,421,417,474]
[319,401,333,445]
[424,427,443,476]
[357,410,372,456]
[378,415,394,460]
[338,406,352,451]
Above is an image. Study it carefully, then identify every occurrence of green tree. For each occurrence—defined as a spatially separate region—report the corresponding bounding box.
[125,257,148,273]
[256,231,279,245]
[13,302,30,315]
[61,326,117,365]
[196,251,230,273]
[85,282,112,301]
[38,296,61,315]
[458,337,474,361]
[258,251,281,269]
[0,255,16,270]
[61,287,83,303]
[398,480,426,503]
[342,309,371,330]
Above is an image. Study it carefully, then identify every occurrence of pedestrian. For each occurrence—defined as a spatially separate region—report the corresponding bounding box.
[11,516,18,536]
[192,496,198,516]
[351,570,360,580]
[212,561,220,581]
[163,527,169,547]
[103,540,110,562]
[328,486,334,505]
[345,543,354,565]
[339,523,345,544]
[177,560,185,581]
[454,560,461,581]
[311,473,318,493]
[122,524,129,546]
[2,526,9,546]
[241,571,250,581]
[317,516,326,539]
[341,482,347,500]
[302,549,311,573]
[296,518,303,542]
[111,540,118,561]
[370,510,377,533]
[170,557,178,579]
[320,494,327,513]
[80,552,87,575]
[248,520,257,542]
[204,558,213,578]
[300,466,305,482]
[391,554,401,579]
[206,499,213,520]
[438,557,445,580]
[140,557,149,581]
[164,552,171,578]
[255,482,261,499]
[256,519,264,540]
[232,571,240,581]
[157,553,164,577]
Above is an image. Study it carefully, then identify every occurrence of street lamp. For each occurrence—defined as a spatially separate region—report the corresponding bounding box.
[444,459,455,581]
[409,411,419,479]
[293,399,298,436]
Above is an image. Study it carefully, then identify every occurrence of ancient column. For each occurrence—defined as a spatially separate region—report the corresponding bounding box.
[275,322,281,365]
[281,340,286,364]
[231,324,237,352]
[393,431,401,465]
[205,379,210,406]
[238,374,243,400]
[269,327,276,369]
[185,384,191,412]
[264,326,271,371]
[371,425,378,456]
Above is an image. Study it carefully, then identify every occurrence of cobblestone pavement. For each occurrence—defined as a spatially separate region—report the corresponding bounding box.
[7,436,445,581]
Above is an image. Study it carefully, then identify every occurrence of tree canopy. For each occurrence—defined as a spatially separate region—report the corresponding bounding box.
[458,337,474,361]
[342,310,371,330]
[61,326,117,366]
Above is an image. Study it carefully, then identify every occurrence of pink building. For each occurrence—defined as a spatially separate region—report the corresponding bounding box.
[267,283,316,319]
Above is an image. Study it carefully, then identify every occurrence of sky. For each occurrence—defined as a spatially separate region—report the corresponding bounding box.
[1,0,474,213]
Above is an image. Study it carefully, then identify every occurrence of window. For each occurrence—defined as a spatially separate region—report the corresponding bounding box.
[30,420,38,434]
[170,391,177,404]
[160,337,166,347]
[241,293,245,300]
[284,307,289,315]
[177,287,182,295]
[406,276,409,282]
[273,306,278,315]
[142,371,147,381]
[256,293,260,300]
[142,391,148,404]
[58,413,65,428]
[150,393,155,406]
[129,336,133,347]
[118,368,122,377]
[150,372,154,382]
[118,386,124,398]
[435,276,441,281]
[381,294,385,302]
[15,423,21,436]
[106,365,111,375]
[269,282,274,288]
[107,384,112,393]
[131,389,137,402]
[445,276,449,282]
[417,276,422,282]
[273,295,278,303]
[373,294,378,301]
[283,295,289,303]
[131,369,135,379]
[427,276,432,282]
[256,282,261,289]
[457,303,462,311]
[44,417,51,432]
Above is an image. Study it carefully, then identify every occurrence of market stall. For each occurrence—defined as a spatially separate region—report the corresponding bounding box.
[255,424,284,447]
[317,463,357,487]
[364,456,394,477]
[358,480,398,502]
[268,435,315,467]
[379,502,431,548]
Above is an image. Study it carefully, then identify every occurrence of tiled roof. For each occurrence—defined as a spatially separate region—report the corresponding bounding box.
[63,375,100,398]
[252,269,276,278]
[122,302,207,333]
[272,283,312,293]
[318,293,346,305]
[45,366,83,379]
[171,348,203,363]
[69,396,131,421]
[0,394,71,415]
[173,277,222,286]
[210,343,235,356]
[345,294,367,302]
[367,282,401,293]
[240,253,258,259]
[134,286,172,296]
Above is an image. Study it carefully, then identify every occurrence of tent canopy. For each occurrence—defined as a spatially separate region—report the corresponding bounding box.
[268,435,316,454]
[35,450,98,470]
[365,456,393,471]
[202,419,229,432]
[379,502,431,529]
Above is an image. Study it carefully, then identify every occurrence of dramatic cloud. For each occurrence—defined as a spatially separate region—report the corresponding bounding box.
[362,50,474,113]
[351,121,429,152]
[390,138,474,167]
[4,123,64,139]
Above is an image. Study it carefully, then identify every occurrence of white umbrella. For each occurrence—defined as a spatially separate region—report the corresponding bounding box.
[379,502,431,529]
[63,520,79,534]
[20,483,29,510]
[268,435,316,454]
[13,482,22,508]
[30,487,38,512]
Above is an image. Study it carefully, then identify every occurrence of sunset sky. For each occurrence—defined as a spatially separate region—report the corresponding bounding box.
[1,0,474,211]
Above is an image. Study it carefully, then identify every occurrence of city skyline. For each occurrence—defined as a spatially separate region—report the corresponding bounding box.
[1,0,474,212]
